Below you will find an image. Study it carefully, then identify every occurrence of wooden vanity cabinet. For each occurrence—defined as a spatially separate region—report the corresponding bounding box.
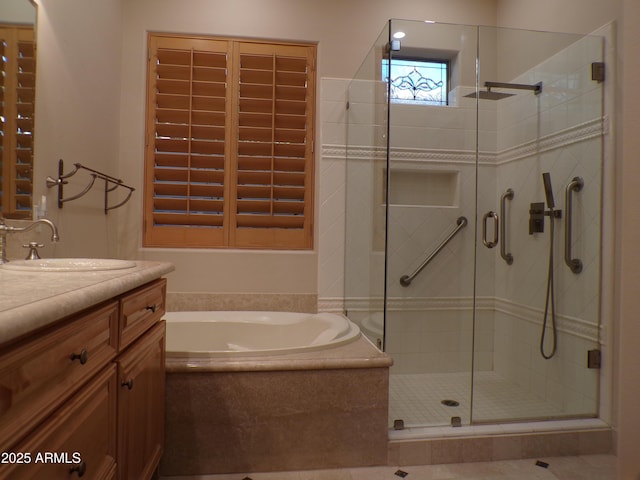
[0,277,167,480]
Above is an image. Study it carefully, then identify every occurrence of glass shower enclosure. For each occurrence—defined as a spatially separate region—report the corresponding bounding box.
[344,20,603,428]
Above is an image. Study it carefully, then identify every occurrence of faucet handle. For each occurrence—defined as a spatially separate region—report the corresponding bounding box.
[23,242,44,260]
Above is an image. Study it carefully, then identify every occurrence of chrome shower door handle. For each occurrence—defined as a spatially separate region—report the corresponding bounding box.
[565,176,584,274]
[482,211,499,248]
[500,189,514,265]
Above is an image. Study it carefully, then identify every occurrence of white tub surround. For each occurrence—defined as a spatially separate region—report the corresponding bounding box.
[165,311,360,356]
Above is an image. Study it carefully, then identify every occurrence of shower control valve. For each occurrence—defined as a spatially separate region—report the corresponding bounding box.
[529,202,545,234]
[529,202,561,234]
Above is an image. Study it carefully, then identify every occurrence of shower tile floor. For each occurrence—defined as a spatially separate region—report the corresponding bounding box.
[389,371,564,427]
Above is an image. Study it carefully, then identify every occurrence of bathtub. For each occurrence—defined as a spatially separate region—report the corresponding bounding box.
[161,310,392,476]
[164,310,361,357]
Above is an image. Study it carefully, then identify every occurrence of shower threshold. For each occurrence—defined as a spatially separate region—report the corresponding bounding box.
[388,417,609,441]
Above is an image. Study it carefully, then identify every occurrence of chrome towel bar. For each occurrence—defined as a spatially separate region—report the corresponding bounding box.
[400,216,467,287]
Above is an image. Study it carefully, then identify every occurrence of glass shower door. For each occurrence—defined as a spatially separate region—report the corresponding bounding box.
[383,20,479,428]
[472,26,604,423]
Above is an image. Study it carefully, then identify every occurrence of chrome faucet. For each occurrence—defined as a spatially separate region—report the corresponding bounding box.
[0,217,60,264]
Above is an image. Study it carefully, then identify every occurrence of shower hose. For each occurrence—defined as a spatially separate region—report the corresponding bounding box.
[540,208,558,360]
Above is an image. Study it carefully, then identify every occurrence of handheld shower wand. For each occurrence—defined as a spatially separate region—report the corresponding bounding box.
[542,172,555,210]
[540,172,559,360]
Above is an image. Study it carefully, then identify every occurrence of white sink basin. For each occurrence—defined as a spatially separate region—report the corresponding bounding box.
[1,258,137,272]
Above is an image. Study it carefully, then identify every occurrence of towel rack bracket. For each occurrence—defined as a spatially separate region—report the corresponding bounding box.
[45,159,135,214]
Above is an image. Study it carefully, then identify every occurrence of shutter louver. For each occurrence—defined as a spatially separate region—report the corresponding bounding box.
[0,26,34,219]
[144,34,315,249]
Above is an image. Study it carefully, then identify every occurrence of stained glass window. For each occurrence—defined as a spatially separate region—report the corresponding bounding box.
[382,59,448,106]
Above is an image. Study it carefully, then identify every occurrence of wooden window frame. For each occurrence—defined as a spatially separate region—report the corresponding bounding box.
[143,33,316,249]
[0,24,35,219]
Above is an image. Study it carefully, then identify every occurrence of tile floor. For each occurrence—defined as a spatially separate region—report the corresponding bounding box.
[389,371,578,427]
[160,454,616,479]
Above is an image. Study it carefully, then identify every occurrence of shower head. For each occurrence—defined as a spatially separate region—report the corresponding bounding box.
[464,80,543,100]
[542,172,555,209]
[464,89,515,100]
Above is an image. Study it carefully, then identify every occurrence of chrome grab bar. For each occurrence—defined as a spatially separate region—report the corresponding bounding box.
[482,211,499,248]
[500,188,514,265]
[400,216,468,287]
[565,177,584,274]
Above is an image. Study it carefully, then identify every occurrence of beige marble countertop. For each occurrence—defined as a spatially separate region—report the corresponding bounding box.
[0,260,174,346]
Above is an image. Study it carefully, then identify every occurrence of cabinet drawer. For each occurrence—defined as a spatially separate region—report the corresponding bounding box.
[119,279,166,350]
[0,302,118,452]
[0,365,117,480]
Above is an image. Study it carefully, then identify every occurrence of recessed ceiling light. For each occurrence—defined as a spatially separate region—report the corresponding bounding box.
[393,32,406,39]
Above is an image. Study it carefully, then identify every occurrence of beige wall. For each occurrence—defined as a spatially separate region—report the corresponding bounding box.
[497,0,619,34]
[1,0,36,23]
[616,0,640,477]
[34,0,122,258]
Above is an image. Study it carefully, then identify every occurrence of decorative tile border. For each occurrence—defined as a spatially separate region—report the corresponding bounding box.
[334,295,599,343]
[324,115,606,166]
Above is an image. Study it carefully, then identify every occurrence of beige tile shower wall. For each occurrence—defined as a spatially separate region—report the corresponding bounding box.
[323,32,606,387]
[339,77,388,308]
[385,100,479,302]
[384,97,483,374]
[489,32,605,415]
[493,309,599,416]
[318,78,350,306]
[385,307,495,374]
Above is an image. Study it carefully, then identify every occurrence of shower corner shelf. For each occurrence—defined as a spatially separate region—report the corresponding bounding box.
[46,158,135,214]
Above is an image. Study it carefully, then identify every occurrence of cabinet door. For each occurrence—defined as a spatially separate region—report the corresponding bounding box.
[0,365,117,480]
[0,301,118,452]
[117,321,165,480]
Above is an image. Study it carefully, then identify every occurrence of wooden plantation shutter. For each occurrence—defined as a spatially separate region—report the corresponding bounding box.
[144,36,231,247]
[144,34,316,249]
[231,42,314,248]
[0,25,35,219]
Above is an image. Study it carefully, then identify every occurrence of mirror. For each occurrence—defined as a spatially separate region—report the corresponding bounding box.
[0,0,36,219]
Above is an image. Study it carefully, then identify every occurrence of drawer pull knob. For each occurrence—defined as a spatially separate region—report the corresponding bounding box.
[122,379,134,390]
[69,461,87,477]
[70,349,89,365]
[146,304,157,313]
